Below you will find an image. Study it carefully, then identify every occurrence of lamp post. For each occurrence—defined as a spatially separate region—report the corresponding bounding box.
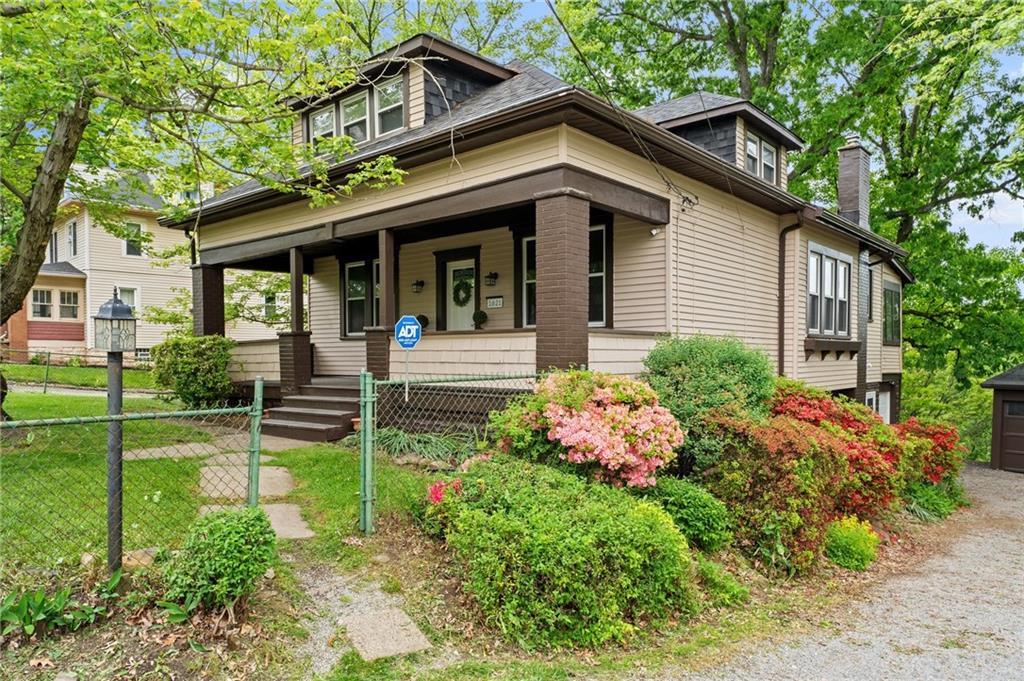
[93,288,137,574]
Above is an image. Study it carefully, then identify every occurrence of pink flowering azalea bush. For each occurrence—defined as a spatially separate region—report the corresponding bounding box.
[488,370,685,487]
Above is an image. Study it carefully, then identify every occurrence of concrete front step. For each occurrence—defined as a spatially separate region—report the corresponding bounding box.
[267,406,355,427]
[262,418,350,442]
[298,384,361,398]
[283,394,359,411]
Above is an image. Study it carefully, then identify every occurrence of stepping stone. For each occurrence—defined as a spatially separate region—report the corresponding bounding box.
[203,451,275,466]
[200,503,313,539]
[124,441,221,461]
[341,607,431,661]
[199,465,295,499]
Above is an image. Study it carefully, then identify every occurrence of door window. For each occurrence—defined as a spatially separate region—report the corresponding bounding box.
[446,259,475,331]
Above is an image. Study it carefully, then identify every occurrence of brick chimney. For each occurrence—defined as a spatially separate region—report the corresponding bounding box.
[837,135,870,229]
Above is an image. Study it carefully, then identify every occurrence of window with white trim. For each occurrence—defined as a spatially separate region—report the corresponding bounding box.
[119,287,137,315]
[807,252,821,333]
[807,246,851,337]
[67,222,77,257]
[822,257,835,334]
[48,232,58,262]
[341,92,368,143]
[124,223,143,257]
[344,259,380,336]
[59,291,79,319]
[32,289,52,318]
[135,348,151,361]
[521,224,608,328]
[309,104,336,142]
[836,261,849,335]
[374,77,404,136]
[745,132,778,184]
[263,292,288,321]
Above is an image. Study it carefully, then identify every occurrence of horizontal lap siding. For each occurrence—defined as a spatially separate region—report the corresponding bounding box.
[398,228,515,329]
[613,217,666,330]
[27,321,85,341]
[309,257,366,375]
[881,263,903,374]
[200,127,562,250]
[408,64,426,128]
[564,127,779,367]
[228,339,281,381]
[796,225,859,390]
[587,333,657,375]
[389,333,535,377]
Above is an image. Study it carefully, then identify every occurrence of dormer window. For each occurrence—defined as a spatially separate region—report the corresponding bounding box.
[310,105,336,141]
[342,93,369,143]
[745,132,777,184]
[374,77,404,136]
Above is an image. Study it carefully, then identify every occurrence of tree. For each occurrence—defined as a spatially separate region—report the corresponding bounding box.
[0,0,406,325]
[555,0,1024,375]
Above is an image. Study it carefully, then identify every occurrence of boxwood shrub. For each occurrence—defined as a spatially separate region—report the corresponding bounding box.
[633,477,733,552]
[152,334,235,408]
[425,456,697,649]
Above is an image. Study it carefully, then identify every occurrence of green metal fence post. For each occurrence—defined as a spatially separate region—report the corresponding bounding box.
[42,351,50,394]
[359,370,375,534]
[247,376,264,507]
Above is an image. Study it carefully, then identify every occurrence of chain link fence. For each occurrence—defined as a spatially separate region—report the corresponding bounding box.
[0,391,262,589]
[358,372,537,533]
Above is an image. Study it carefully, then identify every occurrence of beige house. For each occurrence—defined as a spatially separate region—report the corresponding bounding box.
[163,34,910,440]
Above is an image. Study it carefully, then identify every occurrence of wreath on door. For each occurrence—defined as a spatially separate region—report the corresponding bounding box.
[452,278,473,307]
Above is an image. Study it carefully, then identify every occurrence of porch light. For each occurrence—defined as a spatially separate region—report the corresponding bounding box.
[484,272,499,287]
[93,288,137,353]
[411,279,425,294]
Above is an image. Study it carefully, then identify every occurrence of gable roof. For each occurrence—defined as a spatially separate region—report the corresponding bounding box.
[982,363,1024,390]
[634,92,804,149]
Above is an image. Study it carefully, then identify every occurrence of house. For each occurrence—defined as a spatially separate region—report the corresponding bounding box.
[982,364,1024,473]
[161,34,911,440]
[2,178,279,365]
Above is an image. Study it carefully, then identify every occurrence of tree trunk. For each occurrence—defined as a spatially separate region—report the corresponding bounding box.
[0,92,92,324]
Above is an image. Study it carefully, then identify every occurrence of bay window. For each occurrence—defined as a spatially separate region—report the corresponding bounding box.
[59,291,79,319]
[31,289,52,318]
[807,245,852,337]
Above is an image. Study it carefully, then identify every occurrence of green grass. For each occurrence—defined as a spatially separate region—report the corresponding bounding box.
[0,392,214,578]
[1,362,156,390]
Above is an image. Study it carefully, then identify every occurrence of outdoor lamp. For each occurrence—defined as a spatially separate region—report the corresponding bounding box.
[411,279,425,294]
[484,272,499,287]
[93,288,137,353]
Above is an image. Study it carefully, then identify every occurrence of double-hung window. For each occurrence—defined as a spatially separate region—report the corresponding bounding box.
[807,245,851,337]
[341,93,368,143]
[124,223,143,257]
[59,291,79,319]
[32,289,52,318]
[883,283,901,345]
[310,104,336,143]
[521,223,608,328]
[67,222,77,257]
[344,259,380,336]
[745,132,778,184]
[119,287,137,314]
[48,233,58,263]
[374,77,404,136]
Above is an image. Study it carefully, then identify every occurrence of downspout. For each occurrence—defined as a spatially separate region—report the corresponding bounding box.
[777,206,819,377]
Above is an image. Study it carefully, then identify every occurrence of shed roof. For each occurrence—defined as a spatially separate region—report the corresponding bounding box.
[982,363,1024,390]
[39,262,87,278]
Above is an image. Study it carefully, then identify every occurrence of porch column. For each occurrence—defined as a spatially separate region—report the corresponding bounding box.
[279,247,311,393]
[364,229,395,379]
[534,188,591,371]
[191,264,225,336]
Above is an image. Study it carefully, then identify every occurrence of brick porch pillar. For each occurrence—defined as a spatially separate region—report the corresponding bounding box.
[364,327,390,379]
[534,188,591,371]
[279,247,311,393]
[191,264,225,336]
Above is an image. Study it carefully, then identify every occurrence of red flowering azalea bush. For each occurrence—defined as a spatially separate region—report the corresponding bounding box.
[488,370,684,487]
[895,418,965,485]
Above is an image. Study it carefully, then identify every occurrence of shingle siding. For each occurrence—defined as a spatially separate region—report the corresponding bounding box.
[671,118,737,164]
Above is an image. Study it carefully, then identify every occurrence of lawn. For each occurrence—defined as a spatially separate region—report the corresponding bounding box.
[0,361,156,390]
[0,392,215,581]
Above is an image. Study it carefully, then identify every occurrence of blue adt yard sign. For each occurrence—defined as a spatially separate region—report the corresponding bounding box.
[394,315,422,350]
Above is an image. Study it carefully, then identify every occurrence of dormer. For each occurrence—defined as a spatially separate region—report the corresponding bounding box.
[634,92,803,190]
[288,34,515,148]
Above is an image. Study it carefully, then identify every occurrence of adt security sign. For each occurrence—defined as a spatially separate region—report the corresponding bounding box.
[394,315,422,350]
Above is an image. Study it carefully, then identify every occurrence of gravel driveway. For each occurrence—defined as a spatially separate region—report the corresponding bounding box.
[678,463,1024,681]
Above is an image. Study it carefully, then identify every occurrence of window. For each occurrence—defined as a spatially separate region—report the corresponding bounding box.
[865,390,877,412]
[867,268,875,322]
[374,77,404,136]
[883,284,901,345]
[263,292,288,321]
[67,222,77,257]
[310,104,336,141]
[344,260,380,335]
[59,291,79,319]
[135,348,151,362]
[1007,401,1024,417]
[807,245,851,337]
[31,289,52,318]
[179,188,200,202]
[521,224,608,328]
[48,232,58,263]
[745,132,778,184]
[119,287,137,314]
[341,93,368,143]
[124,223,143,257]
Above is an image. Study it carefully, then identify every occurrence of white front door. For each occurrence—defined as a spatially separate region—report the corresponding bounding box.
[446,259,476,330]
[878,390,892,424]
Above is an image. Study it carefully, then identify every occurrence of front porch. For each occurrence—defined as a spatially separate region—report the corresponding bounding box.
[194,169,669,439]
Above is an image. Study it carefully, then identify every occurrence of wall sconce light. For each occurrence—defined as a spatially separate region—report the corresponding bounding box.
[650,227,662,237]
[484,272,499,287]
[411,279,425,294]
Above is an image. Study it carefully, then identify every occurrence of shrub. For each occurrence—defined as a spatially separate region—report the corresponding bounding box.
[64,355,83,368]
[28,353,46,365]
[895,418,965,484]
[164,508,276,609]
[633,477,733,552]
[488,370,683,487]
[904,479,969,522]
[695,555,749,607]
[824,517,879,571]
[704,415,847,574]
[152,334,235,408]
[642,334,776,473]
[424,456,697,648]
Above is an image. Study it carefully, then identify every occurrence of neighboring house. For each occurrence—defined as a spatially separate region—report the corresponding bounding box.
[2,180,279,364]
[162,34,911,440]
